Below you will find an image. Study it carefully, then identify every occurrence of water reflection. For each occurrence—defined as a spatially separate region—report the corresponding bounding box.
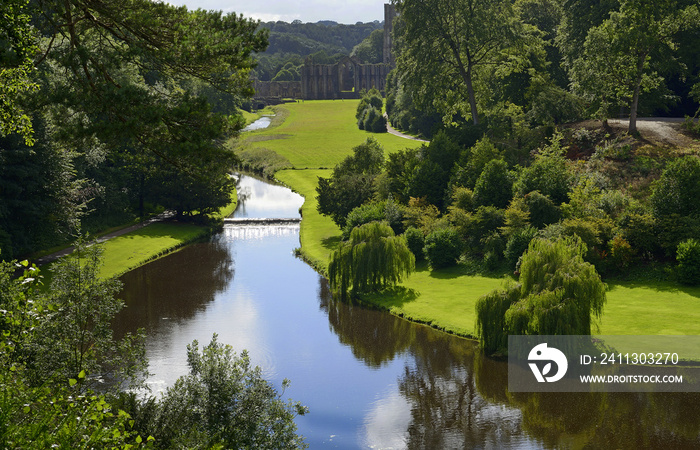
[234,174,304,219]
[242,116,272,132]
[113,238,234,337]
[114,175,700,448]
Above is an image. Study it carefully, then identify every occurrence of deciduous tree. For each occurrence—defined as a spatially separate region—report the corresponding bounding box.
[570,0,700,132]
[393,0,526,125]
[329,222,415,297]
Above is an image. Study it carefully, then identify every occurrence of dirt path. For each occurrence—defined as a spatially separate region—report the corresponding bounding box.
[33,211,174,267]
[607,117,699,149]
[384,113,429,143]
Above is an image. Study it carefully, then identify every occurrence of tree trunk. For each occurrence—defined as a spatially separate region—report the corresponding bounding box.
[465,66,480,125]
[629,77,642,134]
[629,56,646,134]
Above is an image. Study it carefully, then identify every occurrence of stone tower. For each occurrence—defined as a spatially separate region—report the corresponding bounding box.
[383,3,397,66]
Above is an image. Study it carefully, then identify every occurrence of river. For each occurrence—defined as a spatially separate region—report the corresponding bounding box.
[113,175,700,449]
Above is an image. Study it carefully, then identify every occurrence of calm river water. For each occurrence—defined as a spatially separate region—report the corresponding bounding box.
[113,175,700,449]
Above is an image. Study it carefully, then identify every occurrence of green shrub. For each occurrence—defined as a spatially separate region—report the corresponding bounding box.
[342,202,385,240]
[656,214,700,257]
[403,227,425,261]
[504,226,538,270]
[513,155,571,204]
[342,199,405,239]
[450,186,474,211]
[424,228,462,269]
[362,106,387,133]
[473,159,512,208]
[457,206,506,253]
[651,156,700,218]
[677,239,700,286]
[609,235,636,270]
[618,212,659,258]
[482,231,505,270]
[523,191,560,228]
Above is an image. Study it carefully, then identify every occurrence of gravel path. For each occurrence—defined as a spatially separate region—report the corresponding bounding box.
[384,113,429,143]
[33,210,174,267]
[607,117,699,148]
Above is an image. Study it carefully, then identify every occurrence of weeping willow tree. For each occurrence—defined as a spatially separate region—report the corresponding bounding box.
[476,237,607,354]
[328,221,415,298]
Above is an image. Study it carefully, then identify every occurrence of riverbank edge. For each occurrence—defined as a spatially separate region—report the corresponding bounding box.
[273,169,483,343]
[37,188,238,282]
[101,189,238,279]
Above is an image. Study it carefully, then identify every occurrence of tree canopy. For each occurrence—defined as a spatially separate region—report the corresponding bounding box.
[394,0,529,125]
[476,237,607,354]
[570,0,700,132]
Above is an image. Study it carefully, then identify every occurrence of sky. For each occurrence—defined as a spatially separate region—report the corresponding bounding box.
[166,0,389,24]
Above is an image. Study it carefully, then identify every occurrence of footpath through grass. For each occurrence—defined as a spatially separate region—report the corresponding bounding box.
[38,190,238,283]
[97,189,238,279]
[256,101,700,339]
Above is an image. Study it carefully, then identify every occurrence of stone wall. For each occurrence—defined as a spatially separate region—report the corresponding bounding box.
[253,80,302,100]
[300,57,391,100]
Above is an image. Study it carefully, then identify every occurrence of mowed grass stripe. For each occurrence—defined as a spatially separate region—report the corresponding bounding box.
[246,100,421,169]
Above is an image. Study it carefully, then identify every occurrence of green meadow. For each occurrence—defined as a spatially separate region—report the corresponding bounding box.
[39,190,238,283]
[251,100,700,339]
[244,100,419,168]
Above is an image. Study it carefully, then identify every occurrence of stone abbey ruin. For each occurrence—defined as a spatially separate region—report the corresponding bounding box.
[253,4,396,104]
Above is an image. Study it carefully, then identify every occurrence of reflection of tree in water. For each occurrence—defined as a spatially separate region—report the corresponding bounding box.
[477,360,700,448]
[400,334,535,448]
[317,278,700,448]
[112,236,234,338]
[318,277,415,367]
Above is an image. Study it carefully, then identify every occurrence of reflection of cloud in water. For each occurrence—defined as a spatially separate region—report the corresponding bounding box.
[139,286,276,397]
[224,289,278,381]
[234,175,304,218]
[222,224,299,241]
[361,386,411,449]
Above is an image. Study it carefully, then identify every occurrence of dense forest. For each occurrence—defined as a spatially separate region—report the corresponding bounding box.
[0,0,270,260]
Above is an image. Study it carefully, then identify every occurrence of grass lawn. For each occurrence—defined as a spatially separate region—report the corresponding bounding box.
[242,100,422,169]
[275,168,338,272]
[39,189,238,284]
[99,222,210,279]
[601,281,700,335]
[98,189,238,279]
[364,263,505,337]
[254,100,700,340]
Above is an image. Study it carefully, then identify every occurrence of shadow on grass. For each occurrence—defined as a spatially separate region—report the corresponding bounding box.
[607,279,700,299]
[245,134,292,143]
[363,286,420,309]
[424,260,511,281]
[321,235,341,252]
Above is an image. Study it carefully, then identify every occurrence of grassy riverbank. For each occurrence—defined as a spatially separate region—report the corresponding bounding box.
[38,189,238,283]
[97,189,238,279]
[249,100,700,339]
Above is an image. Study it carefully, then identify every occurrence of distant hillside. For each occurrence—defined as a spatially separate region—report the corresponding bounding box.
[260,21,383,55]
[253,20,383,81]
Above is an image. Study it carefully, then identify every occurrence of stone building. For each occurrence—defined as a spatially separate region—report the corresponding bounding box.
[300,56,391,100]
[253,3,397,103]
